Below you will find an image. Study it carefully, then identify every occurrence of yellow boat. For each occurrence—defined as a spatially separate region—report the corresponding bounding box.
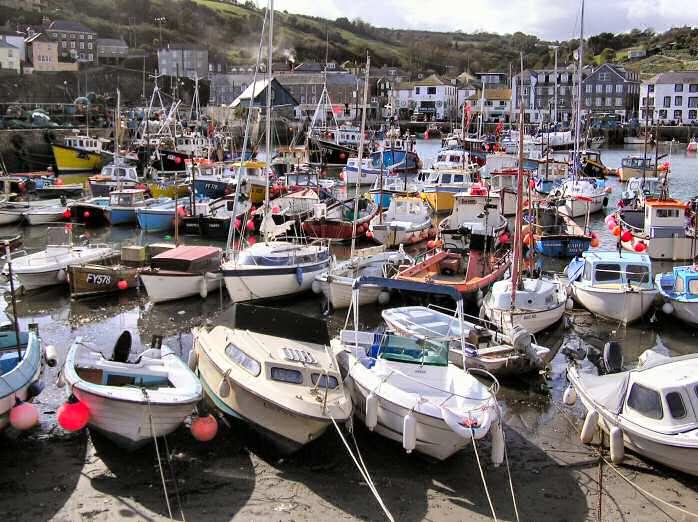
[148,181,189,199]
[420,168,476,213]
[52,143,103,173]
[231,160,268,205]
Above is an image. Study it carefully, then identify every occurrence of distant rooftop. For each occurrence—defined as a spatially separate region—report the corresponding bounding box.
[648,70,698,84]
[48,20,96,34]
[97,38,128,47]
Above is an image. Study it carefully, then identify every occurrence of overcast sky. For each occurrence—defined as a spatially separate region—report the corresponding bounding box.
[273,0,694,40]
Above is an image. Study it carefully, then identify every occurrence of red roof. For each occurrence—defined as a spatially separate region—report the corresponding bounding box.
[153,245,221,262]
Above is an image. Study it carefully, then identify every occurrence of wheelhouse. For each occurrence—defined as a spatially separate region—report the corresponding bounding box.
[578,252,653,289]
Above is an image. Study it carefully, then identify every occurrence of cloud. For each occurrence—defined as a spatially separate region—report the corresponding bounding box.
[273,0,696,40]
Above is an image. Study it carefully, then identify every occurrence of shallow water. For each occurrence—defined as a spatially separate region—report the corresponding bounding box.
[4,141,698,415]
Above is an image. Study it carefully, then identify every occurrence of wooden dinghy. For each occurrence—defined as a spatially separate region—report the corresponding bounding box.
[63,332,202,450]
[68,261,140,298]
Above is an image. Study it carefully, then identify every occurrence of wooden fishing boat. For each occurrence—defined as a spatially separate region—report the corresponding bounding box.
[68,258,140,298]
[63,332,202,450]
[368,196,435,247]
[301,197,378,241]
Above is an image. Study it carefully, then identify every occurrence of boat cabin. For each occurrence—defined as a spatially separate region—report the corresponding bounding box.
[384,196,431,222]
[151,245,222,273]
[661,266,698,300]
[488,168,523,192]
[433,149,470,170]
[340,329,449,367]
[572,252,653,289]
[109,189,146,208]
[65,135,104,152]
[100,164,139,183]
[417,169,475,187]
[621,156,654,172]
[643,198,688,238]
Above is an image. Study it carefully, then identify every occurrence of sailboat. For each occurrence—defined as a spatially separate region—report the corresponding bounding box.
[483,79,567,335]
[221,0,331,304]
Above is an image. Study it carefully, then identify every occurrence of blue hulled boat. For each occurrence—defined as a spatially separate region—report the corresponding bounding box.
[656,266,698,326]
[528,205,592,258]
[136,198,191,233]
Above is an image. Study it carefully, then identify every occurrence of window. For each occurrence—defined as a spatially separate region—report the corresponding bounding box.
[690,110,697,121]
[593,263,621,283]
[561,73,568,83]
[427,87,436,95]
[663,96,671,108]
[311,373,339,389]
[674,110,683,121]
[657,208,679,218]
[88,34,93,40]
[62,41,66,48]
[626,264,650,285]
[605,97,612,106]
[666,392,687,419]
[674,276,685,293]
[79,42,84,49]
[270,367,303,384]
[659,109,667,119]
[585,97,592,107]
[627,383,663,419]
[689,97,698,108]
[689,84,698,93]
[560,86,566,95]
[605,84,613,93]
[594,97,601,106]
[87,43,92,50]
[225,343,261,376]
[415,87,420,94]
[675,83,683,92]
[675,96,683,106]
[585,84,592,93]
[615,84,623,93]
[648,84,655,93]
[70,33,76,39]
[70,41,75,49]
[596,84,602,93]
[615,97,623,106]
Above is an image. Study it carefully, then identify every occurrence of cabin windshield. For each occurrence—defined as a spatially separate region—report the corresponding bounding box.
[378,334,448,366]
[689,279,698,295]
[627,383,663,420]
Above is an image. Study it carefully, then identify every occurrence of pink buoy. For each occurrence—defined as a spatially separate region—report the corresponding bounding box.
[10,400,39,431]
[191,414,218,442]
[246,219,255,231]
[57,394,89,431]
[117,279,128,290]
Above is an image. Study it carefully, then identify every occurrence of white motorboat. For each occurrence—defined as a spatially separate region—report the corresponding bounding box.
[655,265,698,326]
[553,178,609,218]
[368,196,435,247]
[0,328,45,432]
[313,246,409,309]
[566,349,698,476]
[7,228,113,291]
[566,251,658,324]
[482,277,567,335]
[62,332,202,450]
[381,302,550,376]
[25,201,71,226]
[192,324,352,454]
[139,245,223,303]
[0,199,65,226]
[332,278,503,460]
[488,168,519,216]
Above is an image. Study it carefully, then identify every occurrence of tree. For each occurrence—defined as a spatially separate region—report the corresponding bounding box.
[599,48,616,63]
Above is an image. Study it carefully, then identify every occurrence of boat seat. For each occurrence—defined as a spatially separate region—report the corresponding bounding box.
[474,345,515,357]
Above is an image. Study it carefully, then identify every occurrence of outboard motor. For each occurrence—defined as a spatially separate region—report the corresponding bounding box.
[603,341,623,374]
[511,326,542,368]
[111,331,132,363]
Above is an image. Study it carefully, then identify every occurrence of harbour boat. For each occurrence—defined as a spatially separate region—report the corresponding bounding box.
[688,137,698,153]
[24,200,70,226]
[7,227,113,291]
[381,300,551,376]
[367,175,420,209]
[270,146,308,177]
[135,197,190,233]
[139,245,223,303]
[340,157,384,186]
[51,134,106,174]
[368,196,435,248]
[431,148,473,170]
[0,327,44,432]
[566,251,658,324]
[229,160,270,205]
[655,265,698,326]
[189,160,239,199]
[34,180,84,199]
[63,332,202,450]
[566,349,698,476]
[551,178,609,218]
[68,250,141,298]
[313,246,409,310]
[438,185,509,252]
[68,197,111,226]
[192,324,352,454]
[0,199,65,226]
[574,149,613,178]
[253,188,319,231]
[615,198,696,260]
[107,189,154,226]
[88,163,140,197]
[488,168,521,216]
[420,167,477,213]
[618,156,655,182]
[332,278,502,460]
[181,196,252,240]
[301,197,379,241]
[619,177,664,207]
[527,205,592,257]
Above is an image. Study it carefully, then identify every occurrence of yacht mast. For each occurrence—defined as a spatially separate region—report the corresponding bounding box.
[263,0,274,238]
[511,53,526,302]
[573,0,585,178]
[350,53,370,257]
[115,90,121,191]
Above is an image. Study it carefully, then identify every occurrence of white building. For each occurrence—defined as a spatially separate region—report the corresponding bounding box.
[157,44,208,80]
[640,71,698,124]
[466,88,513,122]
[390,74,457,121]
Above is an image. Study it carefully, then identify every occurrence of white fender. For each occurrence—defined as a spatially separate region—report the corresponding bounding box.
[662,302,674,315]
[563,385,577,406]
[199,277,208,299]
[490,419,504,467]
[377,290,390,306]
[610,426,625,464]
[187,349,198,371]
[44,344,58,368]
[218,375,231,398]
[365,392,378,431]
[580,409,599,444]
[57,269,66,282]
[565,298,574,310]
[403,412,417,454]
[311,279,322,294]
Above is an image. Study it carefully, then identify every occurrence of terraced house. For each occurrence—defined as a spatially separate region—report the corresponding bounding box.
[580,63,640,122]
[46,20,98,65]
[640,71,698,124]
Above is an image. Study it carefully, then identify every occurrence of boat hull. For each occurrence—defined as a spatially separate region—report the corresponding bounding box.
[622,235,697,261]
[534,236,591,258]
[560,194,605,218]
[52,144,102,173]
[571,285,657,324]
[317,277,382,309]
[68,264,140,298]
[482,301,566,335]
[140,272,223,303]
[369,222,434,248]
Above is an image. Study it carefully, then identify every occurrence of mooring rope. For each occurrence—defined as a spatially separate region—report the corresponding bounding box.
[470,427,498,521]
[143,389,174,521]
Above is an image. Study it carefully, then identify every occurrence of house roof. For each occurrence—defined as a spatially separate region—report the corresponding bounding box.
[0,40,17,49]
[159,43,207,51]
[276,72,360,87]
[469,88,511,100]
[648,70,698,84]
[97,38,128,47]
[48,20,96,34]
[229,77,298,108]
[414,74,448,86]
[25,32,51,44]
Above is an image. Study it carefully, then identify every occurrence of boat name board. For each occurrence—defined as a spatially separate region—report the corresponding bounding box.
[86,273,113,286]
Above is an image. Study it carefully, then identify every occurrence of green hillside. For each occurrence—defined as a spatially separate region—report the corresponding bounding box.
[3,0,697,76]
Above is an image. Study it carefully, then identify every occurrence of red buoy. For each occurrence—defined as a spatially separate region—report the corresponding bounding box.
[191,414,218,442]
[57,394,89,432]
[117,279,128,290]
[621,231,632,243]
[83,211,91,219]
[10,399,39,431]
[246,219,255,231]
[63,209,71,219]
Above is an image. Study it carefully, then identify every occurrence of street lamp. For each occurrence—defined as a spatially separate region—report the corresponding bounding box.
[154,17,167,46]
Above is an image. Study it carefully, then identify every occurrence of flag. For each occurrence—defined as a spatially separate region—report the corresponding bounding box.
[465,102,473,130]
